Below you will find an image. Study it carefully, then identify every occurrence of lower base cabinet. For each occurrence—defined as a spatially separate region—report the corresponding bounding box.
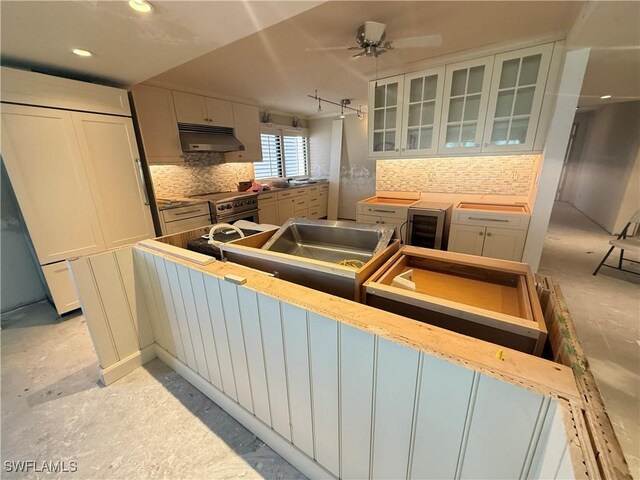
[42,262,80,314]
[258,194,278,225]
[259,185,329,225]
[449,224,527,261]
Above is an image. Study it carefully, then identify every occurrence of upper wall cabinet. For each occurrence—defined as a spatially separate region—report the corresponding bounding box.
[439,56,494,154]
[368,75,404,157]
[131,85,184,164]
[401,67,445,156]
[172,91,234,127]
[224,103,262,163]
[367,42,556,158]
[482,44,553,153]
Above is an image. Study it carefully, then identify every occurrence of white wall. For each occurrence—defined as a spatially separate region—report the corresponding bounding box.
[309,114,373,220]
[1,163,47,313]
[566,101,640,233]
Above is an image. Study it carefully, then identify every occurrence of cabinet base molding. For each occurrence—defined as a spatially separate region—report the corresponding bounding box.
[100,344,156,386]
[154,345,335,480]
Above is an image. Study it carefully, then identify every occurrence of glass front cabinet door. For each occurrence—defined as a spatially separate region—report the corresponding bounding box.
[368,75,404,157]
[400,67,445,156]
[438,57,494,154]
[482,44,553,152]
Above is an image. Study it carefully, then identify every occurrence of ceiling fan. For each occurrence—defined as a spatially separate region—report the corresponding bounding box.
[308,21,442,58]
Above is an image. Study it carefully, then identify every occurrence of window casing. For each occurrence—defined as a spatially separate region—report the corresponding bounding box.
[254,126,309,179]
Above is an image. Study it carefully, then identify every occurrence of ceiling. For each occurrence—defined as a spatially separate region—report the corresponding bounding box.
[1,1,637,116]
[146,1,584,116]
[0,1,322,86]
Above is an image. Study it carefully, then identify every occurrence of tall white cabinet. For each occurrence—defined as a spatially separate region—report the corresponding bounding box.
[1,67,155,314]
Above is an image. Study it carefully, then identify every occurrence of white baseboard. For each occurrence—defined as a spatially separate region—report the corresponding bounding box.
[154,345,335,480]
[101,344,157,386]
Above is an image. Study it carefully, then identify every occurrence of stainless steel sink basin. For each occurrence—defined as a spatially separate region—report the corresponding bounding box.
[261,218,395,263]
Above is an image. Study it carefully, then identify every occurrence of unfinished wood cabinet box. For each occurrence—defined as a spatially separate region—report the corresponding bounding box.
[364,245,547,355]
[221,229,400,302]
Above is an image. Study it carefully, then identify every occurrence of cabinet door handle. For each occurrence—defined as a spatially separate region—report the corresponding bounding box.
[173,209,201,216]
[468,217,509,223]
[479,231,484,236]
[486,232,492,237]
[134,158,150,206]
[370,209,394,213]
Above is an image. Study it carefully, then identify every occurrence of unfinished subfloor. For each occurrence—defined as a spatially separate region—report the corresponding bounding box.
[538,202,640,478]
[0,301,305,479]
[1,201,638,479]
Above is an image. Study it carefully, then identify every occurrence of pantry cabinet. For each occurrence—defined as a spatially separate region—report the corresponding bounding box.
[482,44,553,152]
[172,91,234,127]
[367,42,557,158]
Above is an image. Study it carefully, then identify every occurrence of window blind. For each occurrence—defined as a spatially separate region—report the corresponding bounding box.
[255,133,283,179]
[254,127,309,179]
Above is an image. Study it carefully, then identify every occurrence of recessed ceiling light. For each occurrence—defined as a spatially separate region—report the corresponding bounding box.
[129,0,153,13]
[600,95,612,100]
[72,48,93,57]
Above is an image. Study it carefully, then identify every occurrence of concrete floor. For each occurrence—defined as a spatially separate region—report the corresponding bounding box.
[1,301,305,479]
[538,202,640,479]
[1,201,638,479]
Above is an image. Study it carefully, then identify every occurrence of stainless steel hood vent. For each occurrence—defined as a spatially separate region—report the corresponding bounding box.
[178,123,244,153]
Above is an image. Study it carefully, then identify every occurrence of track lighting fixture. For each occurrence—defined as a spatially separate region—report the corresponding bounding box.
[308,90,364,119]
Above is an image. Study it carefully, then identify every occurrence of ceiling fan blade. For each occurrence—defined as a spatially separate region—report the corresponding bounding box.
[352,52,366,58]
[391,34,442,49]
[305,45,352,52]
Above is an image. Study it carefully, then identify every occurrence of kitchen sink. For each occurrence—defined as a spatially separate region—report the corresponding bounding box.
[261,218,394,263]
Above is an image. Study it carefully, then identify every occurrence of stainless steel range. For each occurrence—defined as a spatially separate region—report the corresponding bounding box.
[190,191,259,224]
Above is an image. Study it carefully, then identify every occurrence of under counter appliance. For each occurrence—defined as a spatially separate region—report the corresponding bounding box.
[190,191,259,224]
[406,202,453,250]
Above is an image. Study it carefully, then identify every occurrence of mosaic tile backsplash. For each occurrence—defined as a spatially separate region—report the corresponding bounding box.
[376,155,539,195]
[149,153,255,198]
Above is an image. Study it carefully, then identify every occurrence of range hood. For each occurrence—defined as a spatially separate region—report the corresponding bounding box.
[178,123,244,153]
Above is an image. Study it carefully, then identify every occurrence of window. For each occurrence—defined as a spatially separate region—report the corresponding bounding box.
[254,127,309,179]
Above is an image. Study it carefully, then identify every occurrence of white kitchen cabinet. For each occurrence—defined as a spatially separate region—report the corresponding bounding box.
[72,113,155,249]
[400,67,445,156]
[481,227,528,261]
[356,200,409,243]
[42,262,80,314]
[258,193,278,225]
[0,103,107,264]
[438,56,494,154]
[448,224,486,256]
[160,203,211,235]
[131,84,184,164]
[172,91,234,127]
[276,190,298,224]
[224,103,262,162]
[368,75,404,157]
[448,208,530,261]
[482,44,553,152]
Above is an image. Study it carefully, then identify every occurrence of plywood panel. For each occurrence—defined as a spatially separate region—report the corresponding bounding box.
[281,303,314,457]
[340,324,375,480]
[88,252,140,359]
[203,275,237,400]
[165,261,198,371]
[410,356,475,479]
[175,263,209,378]
[220,280,254,412]
[237,287,271,425]
[372,338,420,479]
[116,247,154,349]
[188,269,223,389]
[67,258,118,367]
[139,250,175,355]
[257,293,291,440]
[152,254,185,362]
[460,374,546,479]
[308,312,339,476]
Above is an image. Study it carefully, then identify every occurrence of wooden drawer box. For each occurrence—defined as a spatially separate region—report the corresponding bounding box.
[363,246,547,355]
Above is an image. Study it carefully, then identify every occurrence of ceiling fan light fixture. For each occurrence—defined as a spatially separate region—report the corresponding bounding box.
[129,0,153,13]
[71,48,92,57]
